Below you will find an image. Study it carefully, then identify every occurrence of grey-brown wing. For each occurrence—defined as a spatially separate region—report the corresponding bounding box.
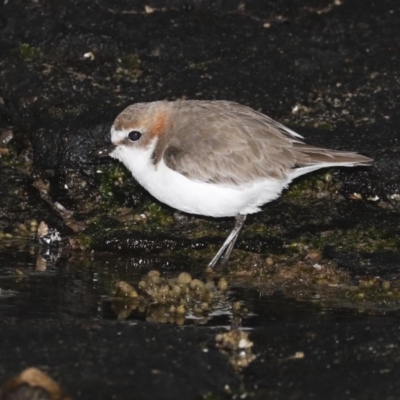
[161,101,301,185]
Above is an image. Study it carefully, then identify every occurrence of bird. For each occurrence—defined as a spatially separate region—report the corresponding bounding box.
[95,100,373,269]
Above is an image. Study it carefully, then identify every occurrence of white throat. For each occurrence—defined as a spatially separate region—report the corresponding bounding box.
[110,137,157,183]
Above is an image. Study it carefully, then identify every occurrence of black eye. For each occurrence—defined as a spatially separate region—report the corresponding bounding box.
[128,130,142,141]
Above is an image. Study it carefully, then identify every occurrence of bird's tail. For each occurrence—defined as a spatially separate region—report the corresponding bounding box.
[290,143,373,179]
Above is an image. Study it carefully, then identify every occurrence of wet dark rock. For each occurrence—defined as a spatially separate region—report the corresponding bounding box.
[300,117,400,199]
[245,318,400,399]
[93,230,196,254]
[0,319,238,400]
[324,247,400,277]
[89,223,285,259]
[31,101,119,170]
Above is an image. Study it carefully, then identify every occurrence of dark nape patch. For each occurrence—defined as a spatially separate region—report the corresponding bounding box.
[151,147,158,165]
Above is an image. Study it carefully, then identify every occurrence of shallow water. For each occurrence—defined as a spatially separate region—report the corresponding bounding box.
[1,241,399,327]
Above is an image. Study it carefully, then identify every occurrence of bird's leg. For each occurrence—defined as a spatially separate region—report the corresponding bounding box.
[219,214,247,266]
[208,214,247,269]
[207,229,238,269]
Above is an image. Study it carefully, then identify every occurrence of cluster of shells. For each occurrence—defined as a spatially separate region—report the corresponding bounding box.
[0,220,38,240]
[347,278,400,304]
[112,270,245,325]
[215,330,256,369]
[0,220,61,246]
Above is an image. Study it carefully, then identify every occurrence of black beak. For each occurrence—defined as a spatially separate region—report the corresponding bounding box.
[91,142,116,158]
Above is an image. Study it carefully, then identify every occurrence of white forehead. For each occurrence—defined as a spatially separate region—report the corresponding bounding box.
[110,126,127,142]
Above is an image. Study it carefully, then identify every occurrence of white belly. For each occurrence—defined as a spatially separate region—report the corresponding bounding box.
[111,142,290,218]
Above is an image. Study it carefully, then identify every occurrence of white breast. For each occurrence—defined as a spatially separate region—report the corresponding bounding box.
[110,140,291,218]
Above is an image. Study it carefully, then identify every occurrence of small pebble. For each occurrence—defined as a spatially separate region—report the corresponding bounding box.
[324,173,333,183]
[177,272,192,285]
[171,285,181,296]
[176,305,186,315]
[190,279,205,291]
[149,275,161,285]
[158,285,169,296]
[232,302,242,312]
[18,223,27,232]
[138,280,148,290]
[147,270,160,278]
[217,278,228,291]
[266,257,274,266]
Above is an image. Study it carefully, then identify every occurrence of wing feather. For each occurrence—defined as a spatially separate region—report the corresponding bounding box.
[159,101,371,185]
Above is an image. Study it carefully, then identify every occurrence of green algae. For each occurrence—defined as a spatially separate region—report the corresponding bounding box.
[144,203,174,228]
[306,225,400,253]
[95,163,136,208]
[15,44,42,62]
[284,171,337,199]
[115,53,143,82]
